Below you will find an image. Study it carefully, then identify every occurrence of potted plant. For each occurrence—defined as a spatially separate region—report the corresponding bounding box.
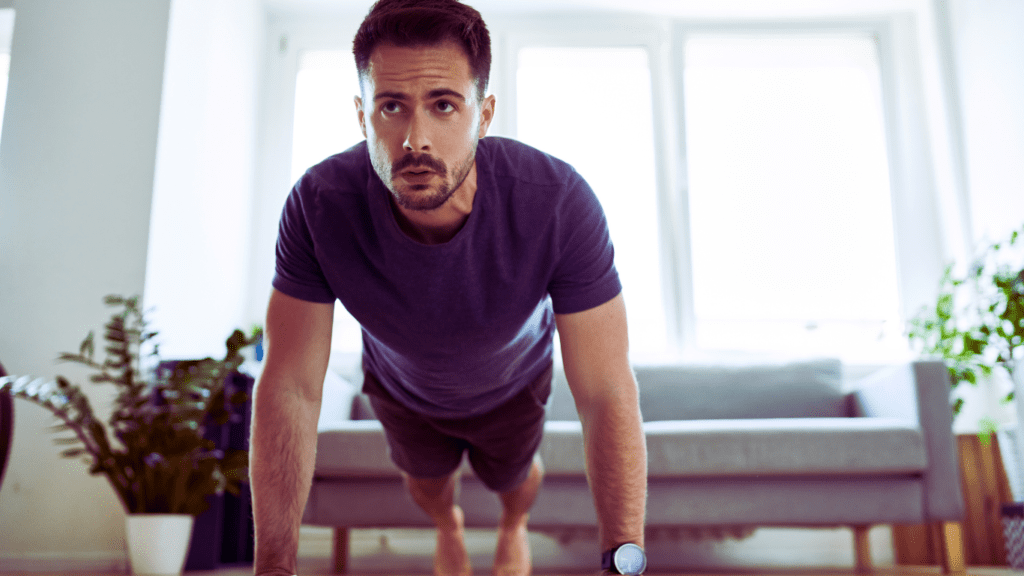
[906,223,1024,447]
[0,294,262,575]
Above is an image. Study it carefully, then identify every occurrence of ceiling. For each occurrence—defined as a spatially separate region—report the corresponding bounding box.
[262,0,928,19]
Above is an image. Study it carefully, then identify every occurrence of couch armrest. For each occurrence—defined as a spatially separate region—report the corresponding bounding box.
[848,361,964,521]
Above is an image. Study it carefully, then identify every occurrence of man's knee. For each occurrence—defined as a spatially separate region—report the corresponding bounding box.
[404,471,460,504]
[500,456,543,495]
[473,451,544,494]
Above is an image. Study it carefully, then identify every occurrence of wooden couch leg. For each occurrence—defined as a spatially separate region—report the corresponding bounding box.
[853,525,872,573]
[333,527,349,574]
[939,521,966,575]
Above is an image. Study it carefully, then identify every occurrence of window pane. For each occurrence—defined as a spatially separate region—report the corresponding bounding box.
[683,34,906,361]
[517,47,668,358]
[291,50,364,183]
[290,49,365,353]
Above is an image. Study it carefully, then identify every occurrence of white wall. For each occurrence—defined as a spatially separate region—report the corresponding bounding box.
[950,0,1024,244]
[143,0,266,359]
[0,0,264,570]
[0,0,170,569]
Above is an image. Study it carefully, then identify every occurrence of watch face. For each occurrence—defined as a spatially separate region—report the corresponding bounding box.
[614,543,646,575]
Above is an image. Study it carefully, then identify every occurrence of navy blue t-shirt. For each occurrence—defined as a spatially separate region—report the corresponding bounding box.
[273,137,621,418]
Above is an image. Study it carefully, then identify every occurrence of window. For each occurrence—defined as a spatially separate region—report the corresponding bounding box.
[290,49,363,183]
[681,34,905,361]
[510,32,906,362]
[289,48,364,352]
[266,13,945,366]
[0,8,14,145]
[516,46,668,357]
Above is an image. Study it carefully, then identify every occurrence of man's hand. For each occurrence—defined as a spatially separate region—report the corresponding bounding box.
[555,293,647,551]
[251,289,334,576]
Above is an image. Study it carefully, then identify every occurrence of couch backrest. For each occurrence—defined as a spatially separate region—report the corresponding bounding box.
[546,358,846,421]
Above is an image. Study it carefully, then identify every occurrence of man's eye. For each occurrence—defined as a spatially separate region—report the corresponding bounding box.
[436,101,455,113]
[382,102,402,114]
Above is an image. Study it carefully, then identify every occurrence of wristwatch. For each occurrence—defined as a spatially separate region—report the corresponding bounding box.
[601,543,647,575]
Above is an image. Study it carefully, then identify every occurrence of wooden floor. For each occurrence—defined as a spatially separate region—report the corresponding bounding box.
[0,568,1019,576]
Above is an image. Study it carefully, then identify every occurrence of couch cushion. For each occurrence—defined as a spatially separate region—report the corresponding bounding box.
[317,416,927,479]
[546,358,846,421]
[540,417,927,478]
[315,421,396,476]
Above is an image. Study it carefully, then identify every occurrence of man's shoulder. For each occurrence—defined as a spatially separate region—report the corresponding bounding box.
[300,140,372,193]
[478,136,578,186]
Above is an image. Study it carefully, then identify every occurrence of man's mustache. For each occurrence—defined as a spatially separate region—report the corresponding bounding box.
[393,154,447,176]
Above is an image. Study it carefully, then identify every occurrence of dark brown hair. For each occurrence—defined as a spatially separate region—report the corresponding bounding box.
[353,0,491,99]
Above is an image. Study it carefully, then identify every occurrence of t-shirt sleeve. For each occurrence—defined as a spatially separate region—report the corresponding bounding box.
[547,171,622,314]
[271,178,337,304]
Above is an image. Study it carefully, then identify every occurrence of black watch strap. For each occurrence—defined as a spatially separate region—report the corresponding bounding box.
[601,548,616,573]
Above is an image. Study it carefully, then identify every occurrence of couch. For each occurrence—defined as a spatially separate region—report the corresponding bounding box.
[301,357,966,573]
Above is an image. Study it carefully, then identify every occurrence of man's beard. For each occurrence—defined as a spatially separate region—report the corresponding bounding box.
[375,144,478,212]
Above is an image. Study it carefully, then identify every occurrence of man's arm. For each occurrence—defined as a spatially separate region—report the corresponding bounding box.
[554,293,647,551]
[251,289,334,576]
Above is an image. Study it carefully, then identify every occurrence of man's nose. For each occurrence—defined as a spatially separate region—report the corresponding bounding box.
[403,109,431,152]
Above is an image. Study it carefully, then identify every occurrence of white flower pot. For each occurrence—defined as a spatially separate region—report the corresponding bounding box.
[125,514,195,576]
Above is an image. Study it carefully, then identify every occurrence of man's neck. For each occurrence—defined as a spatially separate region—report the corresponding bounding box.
[392,163,478,245]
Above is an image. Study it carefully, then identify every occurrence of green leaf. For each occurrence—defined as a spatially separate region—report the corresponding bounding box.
[79,331,95,359]
[224,330,246,357]
[61,448,88,459]
[103,295,125,306]
[978,417,1000,446]
[937,293,954,318]
[52,436,83,445]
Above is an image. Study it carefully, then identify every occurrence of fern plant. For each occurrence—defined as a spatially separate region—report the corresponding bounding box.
[0,295,262,515]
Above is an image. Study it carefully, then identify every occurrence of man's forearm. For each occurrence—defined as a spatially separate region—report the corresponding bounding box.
[580,382,647,551]
[250,374,322,576]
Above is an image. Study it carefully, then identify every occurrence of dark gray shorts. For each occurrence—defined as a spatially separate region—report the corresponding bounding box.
[362,364,553,493]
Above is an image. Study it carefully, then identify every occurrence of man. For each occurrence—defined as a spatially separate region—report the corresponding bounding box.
[250,1,647,575]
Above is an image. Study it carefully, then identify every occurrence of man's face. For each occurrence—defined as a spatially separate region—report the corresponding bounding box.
[356,41,495,212]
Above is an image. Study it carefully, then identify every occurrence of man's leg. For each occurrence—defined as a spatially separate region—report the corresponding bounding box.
[404,471,473,576]
[363,372,471,576]
[493,456,543,576]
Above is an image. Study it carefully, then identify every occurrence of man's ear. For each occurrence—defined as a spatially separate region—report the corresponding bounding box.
[355,95,367,138]
[477,94,496,138]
